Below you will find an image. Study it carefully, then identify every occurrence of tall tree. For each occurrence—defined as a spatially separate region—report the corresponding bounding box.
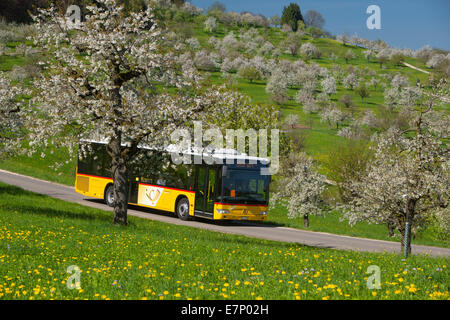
[323,141,373,204]
[376,50,389,69]
[271,152,326,228]
[321,76,337,96]
[304,10,325,29]
[344,49,356,63]
[26,0,230,225]
[281,3,304,32]
[281,32,303,56]
[355,85,370,102]
[344,80,449,255]
[269,14,281,27]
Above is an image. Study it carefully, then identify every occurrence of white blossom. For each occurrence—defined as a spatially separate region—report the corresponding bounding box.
[343,73,359,90]
[186,37,201,50]
[283,114,299,129]
[319,104,349,129]
[399,86,422,107]
[321,76,336,96]
[222,31,240,51]
[266,69,289,104]
[26,0,249,225]
[181,2,204,16]
[0,73,29,154]
[426,53,448,69]
[259,41,274,56]
[204,17,218,33]
[360,110,378,128]
[194,49,219,71]
[391,74,409,90]
[300,42,320,59]
[271,153,327,226]
[344,81,450,253]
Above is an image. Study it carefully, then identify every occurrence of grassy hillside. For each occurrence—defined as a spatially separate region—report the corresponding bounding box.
[0,182,448,300]
[0,9,448,246]
[195,24,445,159]
[1,16,444,166]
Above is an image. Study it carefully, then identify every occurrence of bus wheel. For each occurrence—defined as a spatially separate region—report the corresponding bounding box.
[105,185,115,207]
[176,198,190,221]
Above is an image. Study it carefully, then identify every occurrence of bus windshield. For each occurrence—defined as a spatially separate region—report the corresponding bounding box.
[221,169,269,205]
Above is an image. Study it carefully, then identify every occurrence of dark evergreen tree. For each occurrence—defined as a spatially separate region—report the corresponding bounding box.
[281,2,304,32]
[0,0,51,23]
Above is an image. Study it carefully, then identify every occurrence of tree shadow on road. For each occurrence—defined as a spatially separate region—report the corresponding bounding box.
[84,199,286,229]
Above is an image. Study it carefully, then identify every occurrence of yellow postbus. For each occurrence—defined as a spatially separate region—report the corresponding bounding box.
[75,140,271,221]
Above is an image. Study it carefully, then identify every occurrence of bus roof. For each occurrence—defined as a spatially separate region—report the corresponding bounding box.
[80,139,270,164]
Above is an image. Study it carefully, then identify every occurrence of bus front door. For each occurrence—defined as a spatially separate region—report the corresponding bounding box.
[194,167,217,218]
[194,166,207,216]
[205,168,217,214]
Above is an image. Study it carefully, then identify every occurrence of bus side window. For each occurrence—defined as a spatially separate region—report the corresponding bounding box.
[101,144,112,178]
[79,144,96,175]
[89,144,107,177]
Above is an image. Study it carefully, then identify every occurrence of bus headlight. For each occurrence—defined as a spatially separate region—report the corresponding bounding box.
[217,209,230,214]
[259,211,267,216]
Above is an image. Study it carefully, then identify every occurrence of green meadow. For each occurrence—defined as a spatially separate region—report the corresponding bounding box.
[0,182,448,300]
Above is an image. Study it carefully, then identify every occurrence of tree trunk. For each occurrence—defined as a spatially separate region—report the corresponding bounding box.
[107,70,131,226]
[387,218,395,237]
[401,199,416,256]
[304,213,309,228]
[108,136,129,226]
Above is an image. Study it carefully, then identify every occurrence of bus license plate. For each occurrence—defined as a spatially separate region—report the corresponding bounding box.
[242,217,248,220]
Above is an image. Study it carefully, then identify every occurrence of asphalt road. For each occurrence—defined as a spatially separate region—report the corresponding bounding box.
[0,169,449,257]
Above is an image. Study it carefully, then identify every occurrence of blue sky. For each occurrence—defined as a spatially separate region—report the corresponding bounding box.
[190,0,450,51]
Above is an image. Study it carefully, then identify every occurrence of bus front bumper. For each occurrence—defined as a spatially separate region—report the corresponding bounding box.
[213,203,268,221]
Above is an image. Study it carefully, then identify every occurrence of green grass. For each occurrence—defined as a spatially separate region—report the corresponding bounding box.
[0,145,76,186]
[0,54,27,72]
[0,182,448,300]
